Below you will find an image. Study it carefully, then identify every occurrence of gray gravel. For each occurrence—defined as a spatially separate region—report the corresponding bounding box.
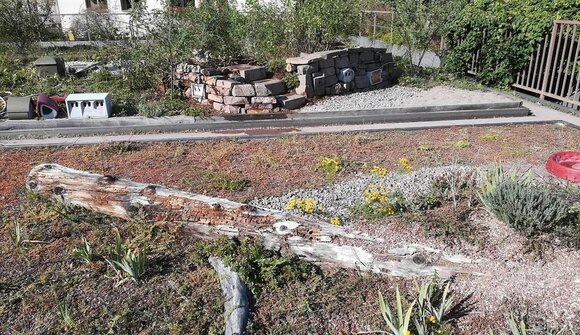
[250,165,479,220]
[300,86,423,112]
[299,85,516,113]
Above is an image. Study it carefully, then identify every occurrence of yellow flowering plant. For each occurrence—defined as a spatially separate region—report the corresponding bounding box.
[399,158,413,173]
[285,197,320,214]
[359,184,405,219]
[371,165,389,177]
[329,217,342,226]
[316,157,341,176]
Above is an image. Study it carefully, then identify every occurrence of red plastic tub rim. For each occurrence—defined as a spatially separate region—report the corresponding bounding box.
[545,151,580,183]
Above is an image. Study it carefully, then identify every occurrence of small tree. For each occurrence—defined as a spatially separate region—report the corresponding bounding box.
[0,0,61,52]
[388,0,464,75]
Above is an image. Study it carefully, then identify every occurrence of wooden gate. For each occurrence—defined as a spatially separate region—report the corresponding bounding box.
[512,20,580,108]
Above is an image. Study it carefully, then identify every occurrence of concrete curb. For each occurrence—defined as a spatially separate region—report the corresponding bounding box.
[0,102,529,140]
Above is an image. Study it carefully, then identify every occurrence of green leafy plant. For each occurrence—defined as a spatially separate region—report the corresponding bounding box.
[204,171,250,191]
[390,0,461,75]
[506,312,527,335]
[399,158,413,173]
[479,166,574,237]
[452,140,472,149]
[10,221,23,248]
[445,0,580,87]
[316,157,342,176]
[192,237,312,297]
[378,288,415,335]
[371,165,389,177]
[355,184,406,219]
[0,0,62,52]
[285,197,321,215]
[417,144,434,151]
[282,72,300,90]
[9,220,44,250]
[72,238,100,263]
[480,133,500,141]
[105,231,146,282]
[377,275,473,335]
[57,301,76,330]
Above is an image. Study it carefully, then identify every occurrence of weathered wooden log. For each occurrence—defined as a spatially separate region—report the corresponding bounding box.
[27,164,479,278]
[209,257,249,335]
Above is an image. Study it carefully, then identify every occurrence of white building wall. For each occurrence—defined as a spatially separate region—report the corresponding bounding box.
[52,0,279,35]
[53,0,165,32]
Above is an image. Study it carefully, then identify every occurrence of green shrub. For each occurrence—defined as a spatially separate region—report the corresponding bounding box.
[315,157,342,176]
[479,166,574,237]
[137,96,206,118]
[282,72,300,90]
[352,184,406,219]
[452,139,472,149]
[191,237,312,297]
[445,0,580,87]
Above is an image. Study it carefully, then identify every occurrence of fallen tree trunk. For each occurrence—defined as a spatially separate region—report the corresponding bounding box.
[27,163,478,278]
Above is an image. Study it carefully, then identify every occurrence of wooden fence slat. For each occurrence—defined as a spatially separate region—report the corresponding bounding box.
[548,24,564,94]
[555,25,571,96]
[560,25,577,98]
[540,21,560,99]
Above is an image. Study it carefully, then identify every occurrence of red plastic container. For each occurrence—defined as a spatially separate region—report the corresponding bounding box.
[546,151,580,183]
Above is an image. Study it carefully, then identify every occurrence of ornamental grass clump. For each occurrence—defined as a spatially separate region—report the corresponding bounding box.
[479,166,574,237]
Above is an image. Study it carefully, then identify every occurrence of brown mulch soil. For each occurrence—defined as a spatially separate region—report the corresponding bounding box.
[1,123,578,207]
[0,123,579,334]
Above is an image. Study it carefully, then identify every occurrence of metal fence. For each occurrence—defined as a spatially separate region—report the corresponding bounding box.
[513,20,580,108]
[360,10,394,44]
[465,20,580,108]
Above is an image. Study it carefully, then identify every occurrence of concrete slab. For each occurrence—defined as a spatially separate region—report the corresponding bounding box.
[226,64,267,82]
[253,79,286,97]
[276,95,306,110]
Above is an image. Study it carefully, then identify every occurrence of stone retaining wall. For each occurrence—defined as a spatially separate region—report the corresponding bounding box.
[175,47,398,114]
[286,48,399,98]
[177,63,306,114]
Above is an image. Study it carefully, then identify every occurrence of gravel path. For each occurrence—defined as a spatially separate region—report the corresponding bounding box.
[250,165,478,220]
[299,85,517,112]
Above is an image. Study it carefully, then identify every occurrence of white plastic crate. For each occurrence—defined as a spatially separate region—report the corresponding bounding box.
[66,93,112,119]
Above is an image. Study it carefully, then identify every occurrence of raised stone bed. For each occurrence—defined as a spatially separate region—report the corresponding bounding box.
[174,47,399,115]
[176,64,301,114]
[286,47,400,99]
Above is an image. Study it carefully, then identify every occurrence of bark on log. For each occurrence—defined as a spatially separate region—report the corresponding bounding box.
[209,257,249,335]
[27,164,479,278]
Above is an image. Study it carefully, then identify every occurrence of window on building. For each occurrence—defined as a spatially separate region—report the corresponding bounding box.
[121,0,139,10]
[86,0,107,10]
[170,0,195,7]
